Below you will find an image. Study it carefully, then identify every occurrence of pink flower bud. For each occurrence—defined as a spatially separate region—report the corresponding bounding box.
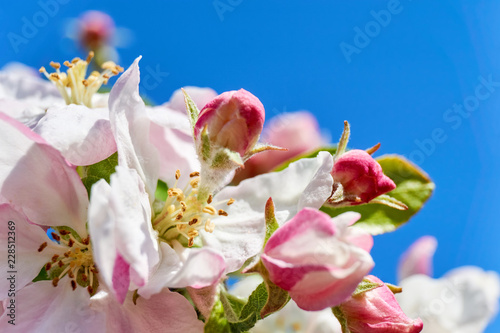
[261,208,374,311]
[338,275,423,333]
[332,149,396,204]
[78,11,115,50]
[194,89,265,155]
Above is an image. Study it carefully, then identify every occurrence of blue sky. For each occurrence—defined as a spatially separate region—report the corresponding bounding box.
[2,0,500,331]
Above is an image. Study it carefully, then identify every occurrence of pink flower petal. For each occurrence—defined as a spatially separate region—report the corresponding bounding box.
[0,113,88,236]
[0,204,65,299]
[0,281,106,332]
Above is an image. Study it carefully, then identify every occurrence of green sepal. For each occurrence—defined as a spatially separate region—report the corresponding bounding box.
[321,155,434,235]
[183,88,200,133]
[264,198,279,245]
[32,267,49,282]
[332,306,351,333]
[334,121,350,161]
[205,298,232,333]
[201,125,212,162]
[78,152,118,198]
[352,279,383,297]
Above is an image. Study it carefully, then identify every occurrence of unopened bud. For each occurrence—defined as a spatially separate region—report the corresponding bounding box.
[331,149,396,204]
[194,89,265,156]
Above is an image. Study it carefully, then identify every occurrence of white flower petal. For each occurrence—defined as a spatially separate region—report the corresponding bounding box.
[108,56,160,201]
[217,151,333,225]
[34,105,116,165]
[89,168,159,294]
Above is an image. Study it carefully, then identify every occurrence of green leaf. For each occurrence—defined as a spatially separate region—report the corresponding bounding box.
[321,155,435,235]
[229,282,268,332]
[79,152,118,197]
[182,88,200,133]
[155,179,169,202]
[274,146,337,172]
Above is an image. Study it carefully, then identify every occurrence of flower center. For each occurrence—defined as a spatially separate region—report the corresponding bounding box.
[152,170,234,247]
[39,52,123,108]
[37,228,98,295]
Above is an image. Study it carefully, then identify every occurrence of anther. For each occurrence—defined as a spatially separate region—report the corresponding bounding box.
[71,280,77,291]
[203,205,216,215]
[64,251,71,258]
[188,218,198,226]
[189,171,200,178]
[51,232,61,242]
[82,274,88,282]
[63,61,73,68]
[175,169,181,180]
[187,229,199,238]
[39,66,46,73]
[87,286,94,295]
[51,254,59,263]
[180,201,187,212]
[59,230,70,236]
[218,209,228,216]
[86,51,94,63]
[52,277,60,287]
[68,239,75,247]
[176,213,184,220]
[207,195,213,204]
[71,57,81,64]
[204,220,215,233]
[58,260,64,268]
[227,198,235,206]
[69,270,75,279]
[188,238,194,247]
[38,242,48,252]
[50,61,61,69]
[45,262,52,271]
[82,237,90,245]
[189,178,200,188]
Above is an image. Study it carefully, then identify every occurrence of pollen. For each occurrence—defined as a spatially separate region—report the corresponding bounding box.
[38,229,98,296]
[40,52,124,108]
[152,169,234,247]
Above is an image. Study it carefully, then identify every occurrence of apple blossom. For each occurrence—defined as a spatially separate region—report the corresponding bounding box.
[88,57,336,301]
[0,114,114,330]
[335,275,423,333]
[261,208,374,311]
